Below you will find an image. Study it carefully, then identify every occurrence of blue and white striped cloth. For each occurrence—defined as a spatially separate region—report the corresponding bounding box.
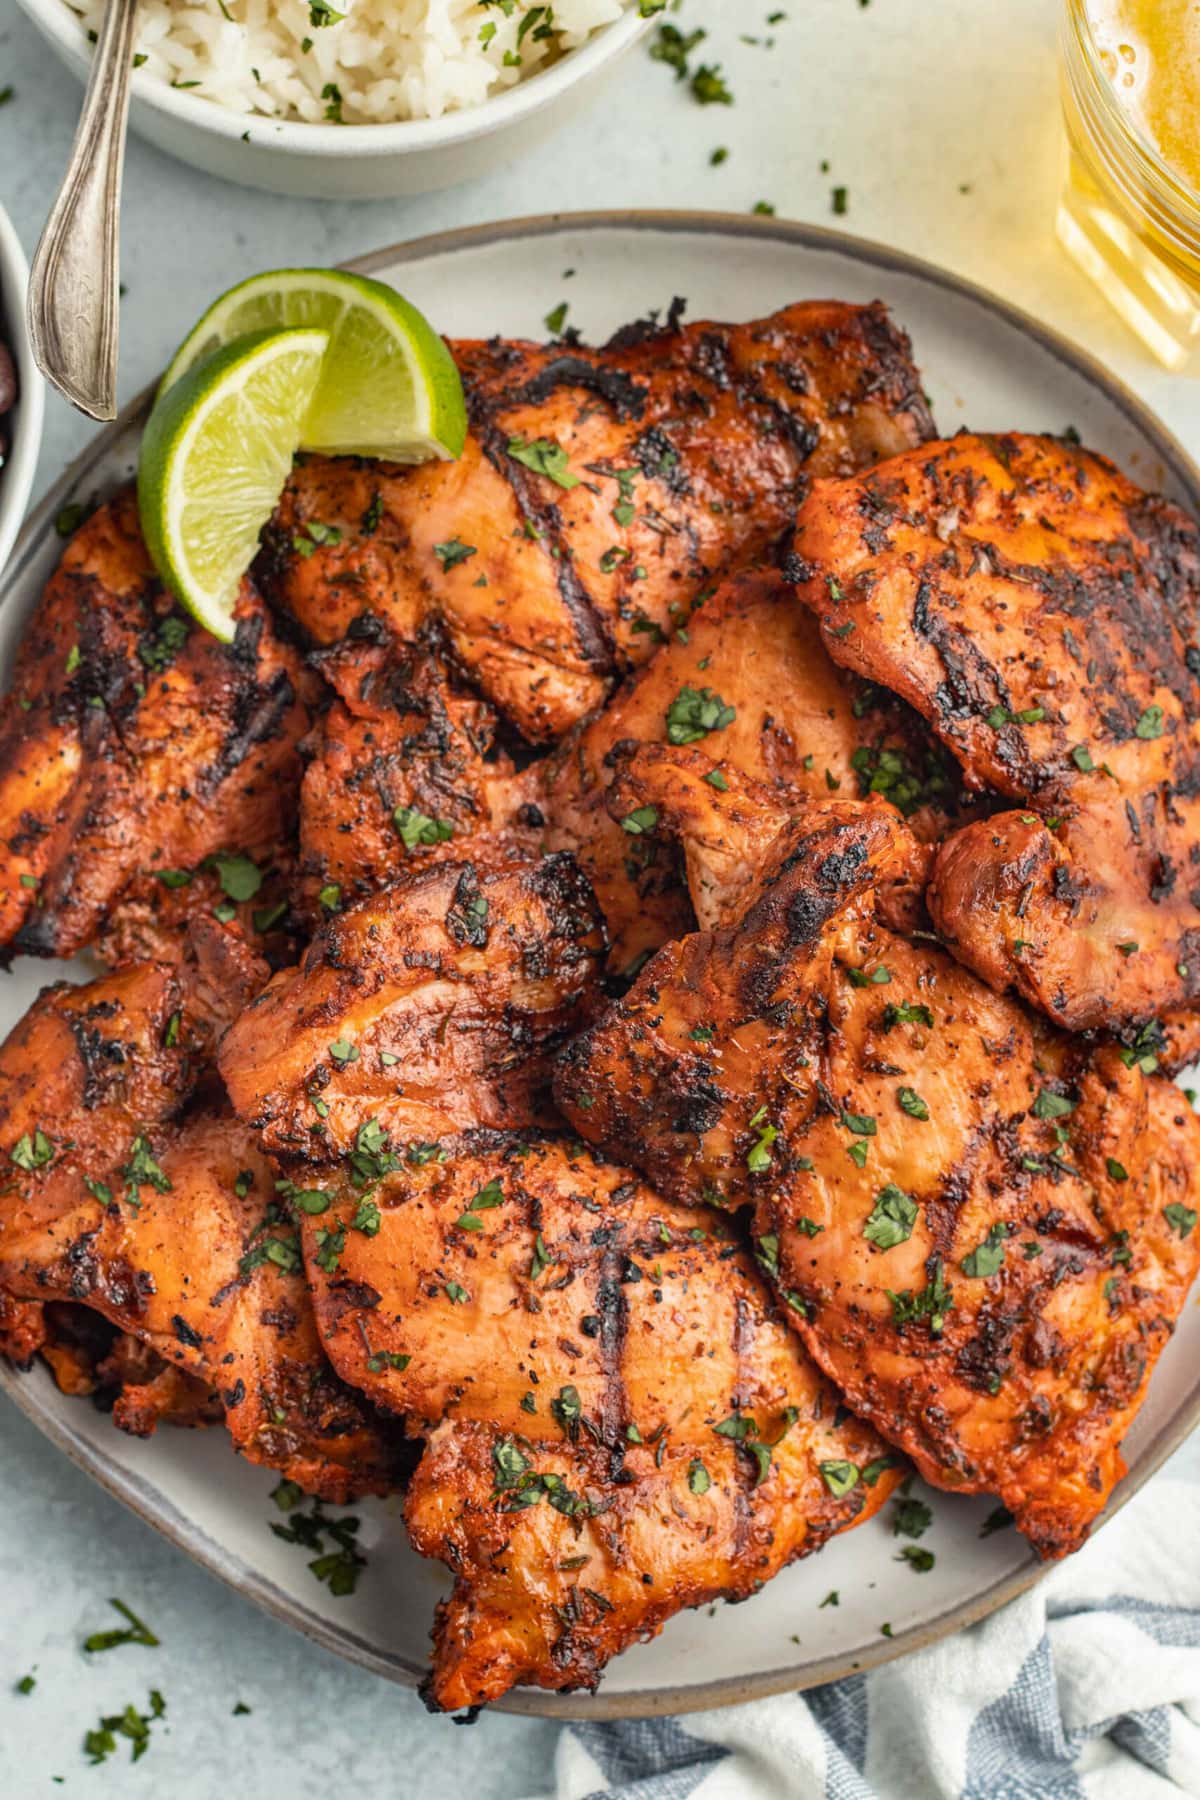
[529,1473,1200,1800]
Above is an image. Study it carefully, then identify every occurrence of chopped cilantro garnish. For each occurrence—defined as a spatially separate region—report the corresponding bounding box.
[887,1260,953,1333]
[819,1459,859,1498]
[892,1495,932,1538]
[863,1182,918,1250]
[746,1112,778,1173]
[121,1136,171,1212]
[961,1221,1011,1279]
[351,1197,381,1236]
[622,805,659,836]
[691,62,732,104]
[83,1598,160,1654]
[1031,1088,1074,1121]
[433,537,477,571]
[394,805,454,851]
[847,964,891,988]
[507,435,580,489]
[206,852,263,903]
[896,1545,935,1572]
[84,1690,166,1765]
[10,1129,54,1172]
[882,1001,934,1031]
[313,1223,346,1273]
[665,685,736,745]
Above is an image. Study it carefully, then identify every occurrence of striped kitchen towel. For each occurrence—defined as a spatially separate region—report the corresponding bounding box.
[529,1471,1200,1800]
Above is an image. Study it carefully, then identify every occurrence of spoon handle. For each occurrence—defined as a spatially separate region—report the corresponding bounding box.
[27,0,141,421]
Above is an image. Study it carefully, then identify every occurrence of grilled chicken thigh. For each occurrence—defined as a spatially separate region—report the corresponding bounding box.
[258,302,934,742]
[0,490,315,965]
[0,929,399,1498]
[292,1131,901,1710]
[296,624,534,921]
[556,794,1200,1557]
[788,432,1200,1033]
[218,849,606,1162]
[534,568,958,971]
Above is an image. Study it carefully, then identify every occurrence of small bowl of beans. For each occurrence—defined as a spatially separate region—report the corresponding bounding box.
[0,205,44,581]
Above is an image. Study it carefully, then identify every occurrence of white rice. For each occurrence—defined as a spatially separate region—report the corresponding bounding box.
[62,0,634,125]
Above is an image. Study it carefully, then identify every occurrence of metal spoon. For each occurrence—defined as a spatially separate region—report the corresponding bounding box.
[27,0,141,421]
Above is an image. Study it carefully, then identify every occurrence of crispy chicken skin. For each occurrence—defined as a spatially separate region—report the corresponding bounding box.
[535,569,960,974]
[295,1131,900,1711]
[0,932,400,1499]
[788,432,1200,1031]
[258,302,934,742]
[33,1306,225,1434]
[296,624,533,921]
[93,1334,224,1436]
[556,796,1200,1557]
[219,850,606,1162]
[0,489,316,964]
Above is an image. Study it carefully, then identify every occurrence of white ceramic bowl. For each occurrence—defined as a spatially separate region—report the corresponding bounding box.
[0,208,44,582]
[16,0,655,200]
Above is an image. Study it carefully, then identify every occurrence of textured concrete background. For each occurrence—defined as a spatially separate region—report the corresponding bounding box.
[0,0,1197,1791]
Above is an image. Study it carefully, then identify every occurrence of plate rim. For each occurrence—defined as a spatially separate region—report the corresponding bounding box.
[3,207,1199,1722]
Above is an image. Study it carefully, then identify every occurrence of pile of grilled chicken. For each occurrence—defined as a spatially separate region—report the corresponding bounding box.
[2,297,1200,1714]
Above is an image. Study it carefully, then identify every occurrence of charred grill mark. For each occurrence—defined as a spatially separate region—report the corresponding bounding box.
[728,355,823,470]
[66,1013,129,1110]
[672,1076,725,1137]
[12,909,67,958]
[988,532,1200,721]
[469,407,616,675]
[729,1291,755,1558]
[603,296,688,353]
[197,668,297,798]
[594,1225,631,1482]
[631,426,692,500]
[857,305,937,436]
[498,356,648,424]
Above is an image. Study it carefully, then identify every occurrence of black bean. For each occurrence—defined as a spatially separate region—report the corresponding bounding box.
[0,341,17,415]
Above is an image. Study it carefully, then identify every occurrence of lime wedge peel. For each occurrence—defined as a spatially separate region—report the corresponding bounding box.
[138,326,329,643]
[159,267,467,464]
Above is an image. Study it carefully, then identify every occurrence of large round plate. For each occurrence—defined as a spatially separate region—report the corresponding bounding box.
[2,213,1199,1721]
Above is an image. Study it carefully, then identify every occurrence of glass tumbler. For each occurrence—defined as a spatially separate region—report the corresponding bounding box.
[1058,0,1200,370]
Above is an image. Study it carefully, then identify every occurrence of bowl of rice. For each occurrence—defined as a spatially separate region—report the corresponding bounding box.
[17,0,657,199]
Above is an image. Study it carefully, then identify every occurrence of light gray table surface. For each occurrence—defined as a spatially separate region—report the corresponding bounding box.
[1,0,1199,1793]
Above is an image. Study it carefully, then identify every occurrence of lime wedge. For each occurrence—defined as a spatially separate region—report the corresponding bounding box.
[159,268,466,463]
[138,327,329,642]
